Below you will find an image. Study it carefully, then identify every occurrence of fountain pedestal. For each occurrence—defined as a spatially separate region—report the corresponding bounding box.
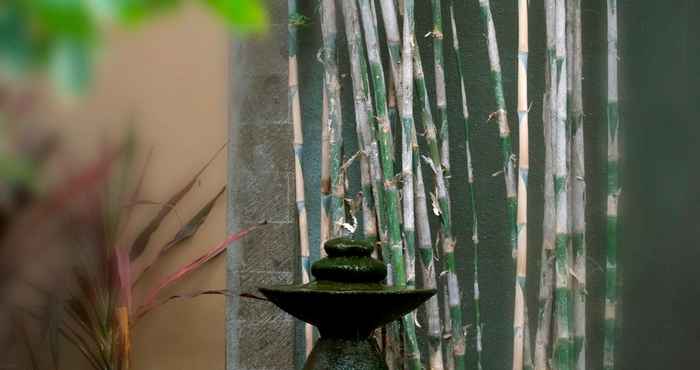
[259,238,436,370]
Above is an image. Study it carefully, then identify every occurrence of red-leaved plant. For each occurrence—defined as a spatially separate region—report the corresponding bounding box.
[2,139,262,370]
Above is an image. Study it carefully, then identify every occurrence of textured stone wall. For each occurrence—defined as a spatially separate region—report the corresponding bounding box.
[226,1,296,369]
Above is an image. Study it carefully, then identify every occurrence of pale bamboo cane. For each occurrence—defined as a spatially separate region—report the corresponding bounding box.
[513,0,530,368]
[534,1,556,368]
[288,0,313,357]
[604,0,620,369]
[430,0,451,176]
[567,1,586,369]
[553,1,573,369]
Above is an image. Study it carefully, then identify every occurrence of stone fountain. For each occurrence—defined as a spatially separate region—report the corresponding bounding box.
[259,238,436,370]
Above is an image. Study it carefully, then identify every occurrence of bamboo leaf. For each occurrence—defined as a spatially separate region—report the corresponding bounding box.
[128,143,225,261]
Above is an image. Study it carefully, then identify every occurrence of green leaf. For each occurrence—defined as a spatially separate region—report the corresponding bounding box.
[117,0,182,25]
[204,0,268,33]
[27,0,96,39]
[0,3,34,74]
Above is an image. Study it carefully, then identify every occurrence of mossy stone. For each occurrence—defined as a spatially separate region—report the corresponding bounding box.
[312,256,387,283]
[324,238,375,257]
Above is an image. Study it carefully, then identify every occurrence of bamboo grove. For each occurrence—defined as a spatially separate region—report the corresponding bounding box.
[287,0,621,369]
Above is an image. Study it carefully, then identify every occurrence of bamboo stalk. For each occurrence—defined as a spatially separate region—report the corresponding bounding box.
[513,0,529,368]
[568,1,586,369]
[477,0,517,259]
[339,0,381,248]
[319,0,346,239]
[414,42,465,370]
[385,84,401,370]
[320,87,331,257]
[357,1,420,368]
[356,0,393,255]
[553,1,572,369]
[448,4,482,369]
[414,144,445,370]
[604,0,620,369]
[378,0,402,102]
[288,0,313,357]
[430,0,450,176]
[534,1,557,368]
[398,2,422,368]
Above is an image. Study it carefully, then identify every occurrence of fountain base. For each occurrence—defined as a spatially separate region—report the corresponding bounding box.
[305,337,387,370]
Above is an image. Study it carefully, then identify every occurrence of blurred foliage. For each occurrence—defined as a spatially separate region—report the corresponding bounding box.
[0,0,267,94]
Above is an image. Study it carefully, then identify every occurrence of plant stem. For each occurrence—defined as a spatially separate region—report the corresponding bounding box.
[448,4,481,369]
[604,0,620,369]
[414,139,445,370]
[430,0,450,176]
[534,1,557,368]
[413,27,450,370]
[553,1,572,369]
[477,0,517,260]
[288,0,312,357]
[378,0,402,103]
[320,87,331,256]
[414,41,465,370]
[339,0,381,247]
[567,1,586,369]
[399,2,422,369]
[319,0,346,238]
[513,0,530,368]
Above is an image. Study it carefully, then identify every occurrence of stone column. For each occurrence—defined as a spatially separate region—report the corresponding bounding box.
[227,1,296,369]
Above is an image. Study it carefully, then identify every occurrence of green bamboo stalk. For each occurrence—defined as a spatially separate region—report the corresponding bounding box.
[513,0,530,368]
[378,0,402,102]
[430,0,450,176]
[414,42,465,370]
[534,1,556,368]
[319,0,346,238]
[320,88,331,257]
[288,0,313,357]
[414,143,445,370]
[448,4,481,369]
[385,81,402,370]
[553,1,572,369]
[356,0,393,254]
[477,0,517,260]
[399,2,422,369]
[339,0,381,249]
[356,1,421,368]
[604,0,620,369]
[568,1,586,369]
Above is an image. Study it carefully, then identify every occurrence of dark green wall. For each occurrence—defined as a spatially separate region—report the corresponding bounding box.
[293,1,699,369]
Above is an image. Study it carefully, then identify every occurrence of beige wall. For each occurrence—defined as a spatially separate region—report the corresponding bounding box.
[34,5,230,370]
